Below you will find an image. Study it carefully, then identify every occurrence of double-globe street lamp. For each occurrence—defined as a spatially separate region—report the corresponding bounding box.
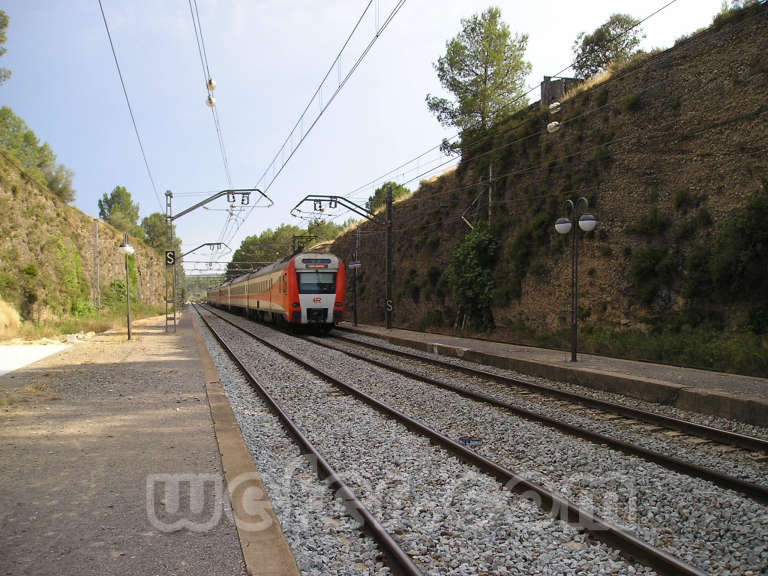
[118,232,135,340]
[555,197,597,362]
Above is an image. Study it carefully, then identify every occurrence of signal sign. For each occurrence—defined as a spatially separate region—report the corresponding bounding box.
[165,251,176,266]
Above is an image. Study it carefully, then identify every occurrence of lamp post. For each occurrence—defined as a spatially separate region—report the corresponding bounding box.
[118,232,135,340]
[555,197,597,362]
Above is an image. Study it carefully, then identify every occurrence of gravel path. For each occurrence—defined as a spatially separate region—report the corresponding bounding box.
[197,308,655,576]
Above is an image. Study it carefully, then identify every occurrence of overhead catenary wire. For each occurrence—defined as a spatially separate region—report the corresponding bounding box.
[97,0,163,213]
[226,0,408,247]
[252,0,375,194]
[216,0,755,276]
[337,94,768,237]
[293,54,768,239]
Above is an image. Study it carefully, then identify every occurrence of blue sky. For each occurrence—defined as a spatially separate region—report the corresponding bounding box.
[2,0,722,275]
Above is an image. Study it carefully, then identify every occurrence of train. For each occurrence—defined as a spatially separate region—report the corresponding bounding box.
[206,252,346,332]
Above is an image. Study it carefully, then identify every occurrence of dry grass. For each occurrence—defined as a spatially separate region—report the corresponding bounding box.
[0,306,163,343]
[562,50,661,102]
[0,299,21,338]
[562,70,614,101]
[0,380,60,408]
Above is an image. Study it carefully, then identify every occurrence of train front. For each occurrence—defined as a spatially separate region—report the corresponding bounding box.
[291,254,345,326]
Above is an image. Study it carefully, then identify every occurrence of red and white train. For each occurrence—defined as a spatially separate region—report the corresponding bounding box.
[206,252,346,331]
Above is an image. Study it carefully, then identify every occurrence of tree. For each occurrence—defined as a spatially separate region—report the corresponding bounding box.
[141,212,181,254]
[365,181,411,214]
[572,14,644,79]
[0,107,77,203]
[306,218,346,241]
[426,7,531,134]
[227,224,303,279]
[46,164,75,203]
[98,185,139,232]
[226,219,351,280]
[0,10,11,85]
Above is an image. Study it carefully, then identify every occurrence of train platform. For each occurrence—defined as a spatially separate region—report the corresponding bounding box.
[339,322,768,428]
[0,312,298,576]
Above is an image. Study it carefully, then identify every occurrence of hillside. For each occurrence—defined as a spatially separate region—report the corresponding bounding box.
[0,150,167,327]
[330,5,768,373]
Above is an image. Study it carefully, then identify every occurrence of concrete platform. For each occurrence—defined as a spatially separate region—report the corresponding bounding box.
[339,323,768,428]
[0,313,298,576]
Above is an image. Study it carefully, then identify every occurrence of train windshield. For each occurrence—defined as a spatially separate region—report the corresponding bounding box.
[297,271,336,294]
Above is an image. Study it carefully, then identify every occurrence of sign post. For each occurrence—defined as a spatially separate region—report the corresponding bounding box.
[348,261,361,326]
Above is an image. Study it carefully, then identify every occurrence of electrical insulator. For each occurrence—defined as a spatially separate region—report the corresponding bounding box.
[206,94,216,107]
[206,78,216,91]
[547,121,561,134]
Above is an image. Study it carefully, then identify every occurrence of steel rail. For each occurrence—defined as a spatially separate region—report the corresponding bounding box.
[200,305,706,576]
[305,335,768,505]
[333,329,768,454]
[194,307,424,576]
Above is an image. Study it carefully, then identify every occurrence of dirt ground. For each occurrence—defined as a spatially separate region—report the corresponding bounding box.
[0,315,246,576]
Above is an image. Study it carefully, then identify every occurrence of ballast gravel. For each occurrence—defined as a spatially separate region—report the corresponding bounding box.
[315,336,768,488]
[196,312,389,576]
[339,331,768,442]
[207,310,767,575]
[197,309,654,575]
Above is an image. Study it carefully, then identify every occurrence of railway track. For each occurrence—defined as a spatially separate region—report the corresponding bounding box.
[196,307,422,575]
[196,304,762,574]
[331,328,768,455]
[303,332,768,503]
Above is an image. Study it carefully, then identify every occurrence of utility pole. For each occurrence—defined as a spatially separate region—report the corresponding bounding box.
[385,184,393,329]
[354,227,360,326]
[488,163,494,227]
[93,219,100,311]
[164,187,269,332]
[165,190,176,332]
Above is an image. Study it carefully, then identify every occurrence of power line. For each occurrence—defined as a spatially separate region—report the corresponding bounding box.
[188,0,233,191]
[227,0,408,246]
[97,0,163,213]
[337,83,768,237]
[252,0,374,194]
[336,0,684,206]
[186,0,241,260]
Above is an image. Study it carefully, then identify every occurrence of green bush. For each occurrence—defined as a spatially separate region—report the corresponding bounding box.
[711,192,768,301]
[628,205,670,237]
[427,265,442,286]
[0,270,19,303]
[579,326,767,376]
[70,299,93,317]
[673,188,696,212]
[630,246,675,305]
[623,93,641,112]
[596,88,609,107]
[449,223,497,330]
